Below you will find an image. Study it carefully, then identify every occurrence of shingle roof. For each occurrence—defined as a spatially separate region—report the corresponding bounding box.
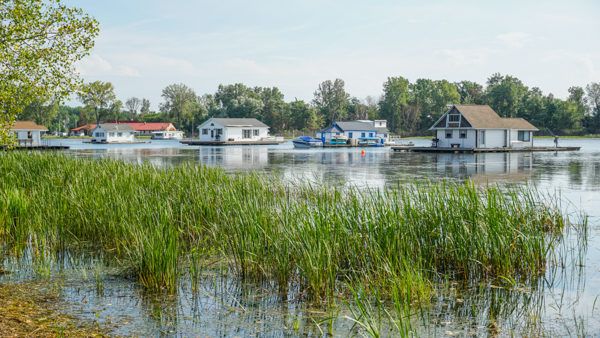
[11,121,48,131]
[127,122,175,131]
[200,118,269,128]
[334,121,377,131]
[96,123,134,132]
[433,105,538,131]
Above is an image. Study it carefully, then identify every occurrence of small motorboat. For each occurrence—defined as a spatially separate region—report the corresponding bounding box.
[329,135,349,145]
[293,136,323,148]
[358,137,385,147]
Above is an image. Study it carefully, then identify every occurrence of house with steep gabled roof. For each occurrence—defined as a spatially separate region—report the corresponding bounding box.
[429,104,538,149]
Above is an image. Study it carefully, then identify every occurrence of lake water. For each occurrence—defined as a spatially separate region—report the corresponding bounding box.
[4,137,600,336]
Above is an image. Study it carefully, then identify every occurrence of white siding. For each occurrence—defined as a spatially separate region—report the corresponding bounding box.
[198,119,270,142]
[436,129,476,148]
[91,127,135,143]
[15,130,43,146]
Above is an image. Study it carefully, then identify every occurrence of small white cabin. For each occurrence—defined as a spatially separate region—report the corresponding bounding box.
[91,123,135,143]
[10,121,48,146]
[151,130,184,140]
[429,105,538,149]
[197,118,271,142]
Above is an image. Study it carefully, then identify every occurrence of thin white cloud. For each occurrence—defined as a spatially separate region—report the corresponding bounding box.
[496,32,531,48]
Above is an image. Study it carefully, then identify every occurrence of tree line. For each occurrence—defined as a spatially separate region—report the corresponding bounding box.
[19,75,600,136]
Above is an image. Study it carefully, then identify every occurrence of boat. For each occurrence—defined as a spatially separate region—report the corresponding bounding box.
[151,131,184,140]
[357,137,385,147]
[329,135,348,145]
[293,136,323,148]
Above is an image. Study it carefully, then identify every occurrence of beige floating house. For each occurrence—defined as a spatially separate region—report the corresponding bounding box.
[429,105,538,149]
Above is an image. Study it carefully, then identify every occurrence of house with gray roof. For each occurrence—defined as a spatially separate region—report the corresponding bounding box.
[91,123,135,143]
[429,104,538,149]
[197,118,272,142]
[317,120,389,145]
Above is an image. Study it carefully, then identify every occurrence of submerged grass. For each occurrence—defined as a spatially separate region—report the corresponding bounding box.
[0,152,574,308]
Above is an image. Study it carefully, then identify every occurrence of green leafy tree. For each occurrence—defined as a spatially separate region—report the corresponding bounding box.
[77,81,117,124]
[313,79,349,124]
[125,97,141,117]
[140,98,151,115]
[287,99,322,131]
[379,76,411,135]
[0,0,98,144]
[213,83,263,118]
[160,83,199,129]
[257,87,286,132]
[456,81,485,104]
[485,73,528,117]
[583,82,600,133]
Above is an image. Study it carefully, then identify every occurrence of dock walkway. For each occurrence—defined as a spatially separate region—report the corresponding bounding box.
[392,146,581,153]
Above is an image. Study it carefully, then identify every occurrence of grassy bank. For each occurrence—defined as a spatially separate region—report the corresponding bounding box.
[0,153,574,306]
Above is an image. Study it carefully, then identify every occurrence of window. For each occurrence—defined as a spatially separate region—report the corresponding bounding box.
[348,132,353,138]
[361,132,366,137]
[448,114,460,122]
[480,130,486,144]
[242,129,251,138]
[95,132,104,137]
[445,130,453,139]
[210,130,214,138]
[459,130,467,139]
[202,129,208,135]
[369,132,374,137]
[253,129,259,136]
[117,132,123,137]
[27,131,32,139]
[109,132,115,137]
[216,129,223,136]
[518,131,530,141]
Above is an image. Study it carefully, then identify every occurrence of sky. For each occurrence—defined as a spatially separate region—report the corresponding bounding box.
[66,0,600,109]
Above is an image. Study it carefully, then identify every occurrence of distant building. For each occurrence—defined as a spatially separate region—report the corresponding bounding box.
[91,123,135,143]
[429,104,538,149]
[126,122,178,136]
[70,124,96,136]
[197,118,271,142]
[10,121,48,146]
[317,120,389,144]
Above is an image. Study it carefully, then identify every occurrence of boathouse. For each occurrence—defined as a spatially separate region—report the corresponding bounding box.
[317,120,389,144]
[197,118,271,142]
[91,123,135,143]
[429,105,538,149]
[10,121,48,146]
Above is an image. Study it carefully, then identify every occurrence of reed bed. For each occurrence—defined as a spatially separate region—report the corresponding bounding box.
[0,152,569,305]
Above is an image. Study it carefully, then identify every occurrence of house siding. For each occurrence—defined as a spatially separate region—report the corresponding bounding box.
[198,119,270,142]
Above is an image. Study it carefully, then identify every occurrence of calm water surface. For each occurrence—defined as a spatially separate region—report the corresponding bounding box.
[4,137,600,336]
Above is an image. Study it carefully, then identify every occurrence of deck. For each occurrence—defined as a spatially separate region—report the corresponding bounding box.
[180,139,286,146]
[391,146,581,153]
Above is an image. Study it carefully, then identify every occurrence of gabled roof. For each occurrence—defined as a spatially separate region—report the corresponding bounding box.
[431,105,538,131]
[200,118,269,128]
[11,121,48,131]
[95,123,134,132]
[71,124,96,132]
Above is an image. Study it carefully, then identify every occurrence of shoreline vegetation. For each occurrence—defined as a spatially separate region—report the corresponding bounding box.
[0,153,587,335]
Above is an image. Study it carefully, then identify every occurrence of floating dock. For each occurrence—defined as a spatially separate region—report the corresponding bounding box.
[180,140,286,146]
[392,146,581,153]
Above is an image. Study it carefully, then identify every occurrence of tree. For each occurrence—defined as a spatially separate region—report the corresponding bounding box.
[0,0,98,145]
[257,87,286,132]
[379,76,411,135]
[77,81,117,124]
[125,97,141,116]
[456,81,484,104]
[160,83,199,129]
[485,73,528,117]
[313,79,350,125]
[140,98,151,115]
[213,83,263,118]
[287,100,322,131]
[583,82,600,133]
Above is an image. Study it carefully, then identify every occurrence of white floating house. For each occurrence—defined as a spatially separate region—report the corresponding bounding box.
[10,121,48,146]
[429,105,538,149]
[91,123,135,143]
[197,118,272,142]
[316,120,389,144]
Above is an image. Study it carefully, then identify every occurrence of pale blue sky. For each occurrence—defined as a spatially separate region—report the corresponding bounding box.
[67,0,600,109]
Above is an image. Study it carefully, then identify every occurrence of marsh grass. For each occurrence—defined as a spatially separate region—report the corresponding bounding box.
[0,152,576,307]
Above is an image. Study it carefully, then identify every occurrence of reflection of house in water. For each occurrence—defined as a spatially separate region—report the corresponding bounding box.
[198,146,269,169]
[435,152,534,180]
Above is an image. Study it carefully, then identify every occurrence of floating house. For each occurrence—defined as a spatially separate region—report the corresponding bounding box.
[10,121,48,146]
[317,120,389,145]
[429,105,538,149]
[91,123,135,143]
[191,118,283,145]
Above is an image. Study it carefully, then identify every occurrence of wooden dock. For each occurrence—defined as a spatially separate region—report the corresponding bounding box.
[180,139,286,146]
[392,146,581,153]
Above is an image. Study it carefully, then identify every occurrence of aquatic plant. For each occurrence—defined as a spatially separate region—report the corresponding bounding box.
[0,152,577,303]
